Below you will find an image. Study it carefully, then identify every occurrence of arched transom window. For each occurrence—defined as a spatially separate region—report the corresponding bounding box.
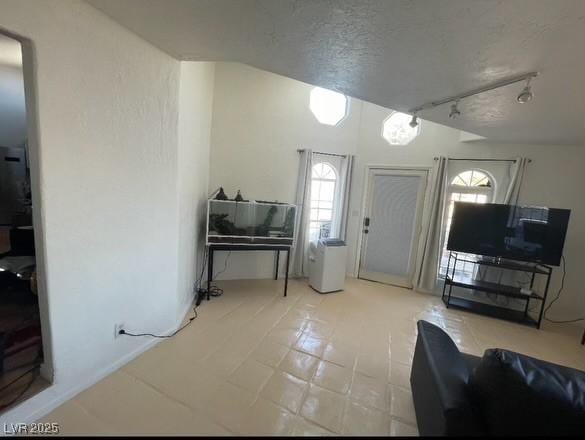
[309,162,338,241]
[451,170,492,188]
[440,169,495,276]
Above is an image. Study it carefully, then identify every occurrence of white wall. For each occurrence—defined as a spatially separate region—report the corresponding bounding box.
[0,64,26,148]
[209,62,585,318]
[176,61,215,316]
[0,0,212,424]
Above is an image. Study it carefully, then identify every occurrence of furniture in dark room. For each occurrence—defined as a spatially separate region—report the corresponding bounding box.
[442,251,552,328]
[410,320,585,436]
[0,226,41,376]
[206,243,291,300]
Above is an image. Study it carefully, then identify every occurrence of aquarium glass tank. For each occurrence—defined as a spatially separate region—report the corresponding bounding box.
[207,199,297,245]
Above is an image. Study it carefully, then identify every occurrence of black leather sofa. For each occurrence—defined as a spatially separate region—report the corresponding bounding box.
[410,320,585,436]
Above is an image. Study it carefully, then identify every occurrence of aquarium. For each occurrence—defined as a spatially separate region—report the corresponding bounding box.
[207,199,297,245]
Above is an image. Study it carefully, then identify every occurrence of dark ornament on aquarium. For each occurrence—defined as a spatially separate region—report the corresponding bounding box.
[215,187,228,200]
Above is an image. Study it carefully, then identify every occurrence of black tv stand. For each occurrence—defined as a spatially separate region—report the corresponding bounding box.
[442,252,552,328]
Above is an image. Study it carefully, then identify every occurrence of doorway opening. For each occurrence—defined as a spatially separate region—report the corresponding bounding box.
[358,167,428,288]
[0,30,50,414]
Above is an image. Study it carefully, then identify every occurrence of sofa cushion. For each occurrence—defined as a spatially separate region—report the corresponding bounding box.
[468,348,585,436]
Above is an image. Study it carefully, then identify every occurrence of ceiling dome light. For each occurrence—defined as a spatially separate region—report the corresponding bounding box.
[409,113,419,128]
[516,78,533,104]
[449,100,461,119]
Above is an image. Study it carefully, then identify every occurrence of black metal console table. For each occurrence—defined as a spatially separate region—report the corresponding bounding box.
[206,244,291,300]
[442,251,552,328]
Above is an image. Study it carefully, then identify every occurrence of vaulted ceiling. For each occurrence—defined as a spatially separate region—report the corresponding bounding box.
[88,0,585,145]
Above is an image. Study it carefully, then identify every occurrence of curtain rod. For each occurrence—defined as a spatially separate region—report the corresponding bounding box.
[434,157,532,163]
[297,149,347,158]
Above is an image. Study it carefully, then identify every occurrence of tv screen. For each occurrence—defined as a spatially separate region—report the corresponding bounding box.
[447,203,570,266]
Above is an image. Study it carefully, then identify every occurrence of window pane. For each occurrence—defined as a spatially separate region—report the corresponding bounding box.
[382,111,420,145]
[319,181,335,201]
[317,209,332,221]
[440,169,495,278]
[451,169,492,188]
[311,181,320,200]
[312,162,336,180]
[309,162,339,242]
[460,193,477,203]
[310,87,348,126]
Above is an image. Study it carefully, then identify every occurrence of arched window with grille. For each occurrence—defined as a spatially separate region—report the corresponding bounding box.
[439,169,495,276]
[309,162,338,241]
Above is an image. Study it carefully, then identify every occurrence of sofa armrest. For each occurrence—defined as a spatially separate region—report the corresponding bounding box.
[410,320,483,436]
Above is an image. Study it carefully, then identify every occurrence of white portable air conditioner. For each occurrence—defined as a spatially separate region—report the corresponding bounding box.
[308,238,347,293]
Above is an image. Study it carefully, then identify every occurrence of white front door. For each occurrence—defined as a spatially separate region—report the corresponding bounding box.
[359,168,427,288]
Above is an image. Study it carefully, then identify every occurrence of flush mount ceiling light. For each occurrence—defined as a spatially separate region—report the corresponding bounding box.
[407,71,538,121]
[516,78,533,104]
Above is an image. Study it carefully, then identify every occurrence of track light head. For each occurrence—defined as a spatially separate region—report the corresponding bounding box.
[409,113,419,128]
[517,78,533,104]
[449,101,461,119]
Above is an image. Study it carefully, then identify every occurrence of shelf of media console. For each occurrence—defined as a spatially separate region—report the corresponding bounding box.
[442,251,553,328]
[447,252,550,275]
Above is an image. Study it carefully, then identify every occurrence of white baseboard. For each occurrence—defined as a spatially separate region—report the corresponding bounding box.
[0,302,194,428]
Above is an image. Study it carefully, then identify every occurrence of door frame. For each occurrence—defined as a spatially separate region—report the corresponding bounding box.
[0,27,54,383]
[354,165,431,287]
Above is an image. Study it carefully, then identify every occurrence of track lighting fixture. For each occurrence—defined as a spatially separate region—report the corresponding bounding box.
[449,100,461,119]
[516,78,533,104]
[408,72,538,119]
[409,113,419,128]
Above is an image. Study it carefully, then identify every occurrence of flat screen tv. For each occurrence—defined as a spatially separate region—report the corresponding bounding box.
[447,202,570,266]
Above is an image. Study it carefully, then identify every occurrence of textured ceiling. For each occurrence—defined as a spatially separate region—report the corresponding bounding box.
[87,0,585,145]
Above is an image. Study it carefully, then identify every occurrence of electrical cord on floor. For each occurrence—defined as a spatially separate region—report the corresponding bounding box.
[544,255,584,324]
[207,251,231,297]
[195,246,209,291]
[119,307,198,339]
[207,285,224,297]
[0,365,40,411]
[195,246,225,299]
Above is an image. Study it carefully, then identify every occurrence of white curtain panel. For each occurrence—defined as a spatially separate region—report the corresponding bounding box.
[291,149,313,277]
[504,157,529,204]
[478,157,530,291]
[413,157,449,293]
[338,155,354,241]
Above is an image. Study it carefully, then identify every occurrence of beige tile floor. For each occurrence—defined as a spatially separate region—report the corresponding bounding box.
[40,278,585,436]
